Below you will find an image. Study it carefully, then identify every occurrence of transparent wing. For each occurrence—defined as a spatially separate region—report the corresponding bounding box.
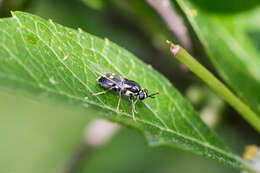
[88,61,125,89]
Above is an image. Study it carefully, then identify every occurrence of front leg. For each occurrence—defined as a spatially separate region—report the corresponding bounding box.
[129,95,138,114]
[116,91,122,113]
[133,99,138,114]
[131,99,139,121]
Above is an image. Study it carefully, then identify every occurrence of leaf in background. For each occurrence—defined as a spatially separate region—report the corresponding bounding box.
[0,90,93,173]
[0,11,248,169]
[81,0,107,10]
[81,0,174,53]
[175,0,260,117]
[80,128,238,173]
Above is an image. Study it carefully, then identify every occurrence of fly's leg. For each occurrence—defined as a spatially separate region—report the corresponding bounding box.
[92,90,109,96]
[129,95,138,114]
[133,101,138,114]
[93,86,114,96]
[116,91,122,113]
[131,99,138,121]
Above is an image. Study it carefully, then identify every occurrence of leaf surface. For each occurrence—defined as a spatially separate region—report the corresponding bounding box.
[0,11,247,169]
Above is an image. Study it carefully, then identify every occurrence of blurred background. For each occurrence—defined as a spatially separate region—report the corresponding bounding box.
[0,0,259,172]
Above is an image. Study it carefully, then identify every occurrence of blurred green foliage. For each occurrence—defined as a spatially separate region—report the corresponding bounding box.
[80,128,237,173]
[0,89,93,173]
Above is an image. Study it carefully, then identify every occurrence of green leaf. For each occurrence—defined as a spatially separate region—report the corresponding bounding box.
[0,11,249,170]
[175,0,260,117]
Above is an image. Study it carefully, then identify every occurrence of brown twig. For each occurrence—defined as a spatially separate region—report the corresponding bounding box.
[146,0,192,52]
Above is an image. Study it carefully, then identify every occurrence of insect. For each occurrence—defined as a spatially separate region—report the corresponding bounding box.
[93,72,159,121]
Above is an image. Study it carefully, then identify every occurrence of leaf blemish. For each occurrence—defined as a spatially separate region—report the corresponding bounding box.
[191,9,197,17]
[78,28,83,33]
[26,35,37,45]
[49,76,56,85]
[48,19,54,24]
[62,55,68,62]
[104,37,110,44]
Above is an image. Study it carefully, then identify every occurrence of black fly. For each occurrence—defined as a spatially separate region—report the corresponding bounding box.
[93,72,159,121]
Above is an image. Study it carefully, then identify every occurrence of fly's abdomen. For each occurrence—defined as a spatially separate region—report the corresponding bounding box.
[97,76,116,89]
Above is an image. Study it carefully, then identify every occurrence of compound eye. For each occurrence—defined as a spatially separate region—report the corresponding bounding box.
[144,89,148,95]
[139,91,145,100]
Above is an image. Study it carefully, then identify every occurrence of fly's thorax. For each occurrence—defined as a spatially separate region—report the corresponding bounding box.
[122,80,141,92]
[121,79,141,97]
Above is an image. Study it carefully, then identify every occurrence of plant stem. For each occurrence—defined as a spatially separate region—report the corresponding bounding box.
[166,40,260,134]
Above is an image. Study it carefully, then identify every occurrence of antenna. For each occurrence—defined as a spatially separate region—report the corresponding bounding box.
[148,92,159,98]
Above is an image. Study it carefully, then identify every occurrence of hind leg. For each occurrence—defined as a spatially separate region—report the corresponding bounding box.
[92,90,109,96]
[93,86,115,96]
